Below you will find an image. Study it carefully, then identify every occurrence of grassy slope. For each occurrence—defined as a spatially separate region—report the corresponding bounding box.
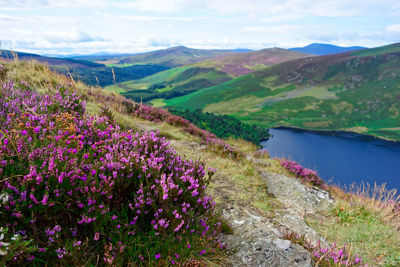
[193,48,311,76]
[165,43,400,141]
[2,59,400,266]
[109,66,232,103]
[113,48,308,105]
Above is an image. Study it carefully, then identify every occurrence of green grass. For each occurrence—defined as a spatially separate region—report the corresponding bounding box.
[103,84,127,93]
[351,43,400,57]
[149,98,166,107]
[308,201,400,266]
[107,63,135,68]
[138,66,192,84]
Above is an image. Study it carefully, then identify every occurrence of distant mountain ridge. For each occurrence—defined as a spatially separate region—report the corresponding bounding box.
[85,46,248,68]
[289,43,366,56]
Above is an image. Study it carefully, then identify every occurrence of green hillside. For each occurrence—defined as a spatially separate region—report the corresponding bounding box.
[114,48,309,104]
[165,43,400,141]
[193,48,310,76]
[106,66,232,103]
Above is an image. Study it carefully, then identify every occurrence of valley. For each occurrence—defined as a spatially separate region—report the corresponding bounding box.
[161,43,400,141]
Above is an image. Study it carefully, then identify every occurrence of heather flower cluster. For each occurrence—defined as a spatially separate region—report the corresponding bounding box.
[285,233,366,267]
[119,101,241,158]
[281,160,326,189]
[0,80,221,265]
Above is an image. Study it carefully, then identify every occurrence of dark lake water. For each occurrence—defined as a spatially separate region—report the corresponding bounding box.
[261,128,400,191]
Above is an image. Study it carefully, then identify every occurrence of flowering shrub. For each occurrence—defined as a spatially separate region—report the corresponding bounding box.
[0,80,221,265]
[285,233,366,267]
[118,101,242,158]
[280,160,326,189]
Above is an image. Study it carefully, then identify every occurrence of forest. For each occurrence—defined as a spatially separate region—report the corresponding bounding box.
[170,108,270,145]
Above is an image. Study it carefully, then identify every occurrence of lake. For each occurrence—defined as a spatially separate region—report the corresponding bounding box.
[261,127,400,191]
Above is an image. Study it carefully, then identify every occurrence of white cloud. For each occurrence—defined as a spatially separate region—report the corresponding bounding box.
[0,0,107,10]
[0,14,23,22]
[386,24,400,33]
[45,30,105,43]
[114,0,187,13]
[205,0,399,18]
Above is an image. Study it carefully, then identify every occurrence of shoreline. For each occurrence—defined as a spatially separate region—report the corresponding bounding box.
[266,125,400,144]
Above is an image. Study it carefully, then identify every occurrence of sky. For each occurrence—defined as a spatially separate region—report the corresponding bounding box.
[1,0,400,55]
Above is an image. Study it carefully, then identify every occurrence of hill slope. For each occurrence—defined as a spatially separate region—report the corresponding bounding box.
[289,43,366,56]
[115,48,310,104]
[165,43,400,141]
[194,48,311,76]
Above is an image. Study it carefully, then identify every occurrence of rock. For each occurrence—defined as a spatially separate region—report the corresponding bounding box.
[220,206,312,266]
[273,239,291,250]
[259,170,333,246]
[260,171,334,216]
[218,158,335,265]
[221,231,311,267]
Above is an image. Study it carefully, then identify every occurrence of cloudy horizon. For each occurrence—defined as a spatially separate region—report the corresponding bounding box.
[1,0,400,55]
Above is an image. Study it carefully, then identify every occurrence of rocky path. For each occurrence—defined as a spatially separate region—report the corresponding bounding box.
[220,161,334,266]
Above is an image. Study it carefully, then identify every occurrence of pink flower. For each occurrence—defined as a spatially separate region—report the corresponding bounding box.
[94,232,100,241]
[155,253,161,259]
[41,194,49,205]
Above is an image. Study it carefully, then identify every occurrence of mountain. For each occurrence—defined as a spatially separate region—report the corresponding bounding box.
[90,46,245,68]
[110,48,310,104]
[289,43,366,56]
[164,43,400,141]
[193,48,311,76]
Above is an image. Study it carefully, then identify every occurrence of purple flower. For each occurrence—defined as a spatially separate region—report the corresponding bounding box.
[94,232,100,241]
[155,253,161,259]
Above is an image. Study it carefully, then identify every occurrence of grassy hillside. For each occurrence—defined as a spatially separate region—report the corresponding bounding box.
[0,50,168,87]
[91,46,242,68]
[106,66,232,103]
[113,48,309,104]
[193,48,310,76]
[165,43,400,141]
[289,43,366,56]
